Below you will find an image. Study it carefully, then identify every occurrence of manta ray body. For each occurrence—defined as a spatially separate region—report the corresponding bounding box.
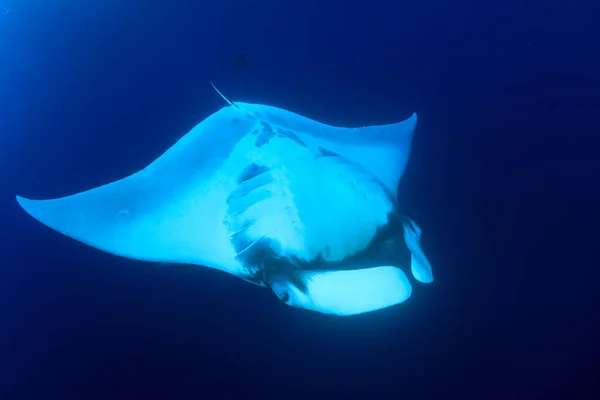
[16,85,433,316]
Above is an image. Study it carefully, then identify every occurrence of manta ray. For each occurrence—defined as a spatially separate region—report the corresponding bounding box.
[16,83,434,316]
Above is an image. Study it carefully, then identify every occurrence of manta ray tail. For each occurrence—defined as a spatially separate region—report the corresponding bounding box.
[210,81,261,121]
[210,81,238,108]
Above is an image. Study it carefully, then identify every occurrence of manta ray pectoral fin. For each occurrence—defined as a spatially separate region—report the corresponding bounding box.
[269,266,412,316]
[16,85,430,316]
[402,218,434,283]
[14,104,259,277]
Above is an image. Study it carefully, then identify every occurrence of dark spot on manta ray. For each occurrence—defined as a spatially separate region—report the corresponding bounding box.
[254,122,276,146]
[237,163,269,184]
[255,128,276,147]
[260,121,273,132]
[255,126,307,148]
[276,128,307,147]
[318,147,340,157]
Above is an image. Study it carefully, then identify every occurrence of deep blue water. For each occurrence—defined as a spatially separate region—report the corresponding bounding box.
[1,0,599,399]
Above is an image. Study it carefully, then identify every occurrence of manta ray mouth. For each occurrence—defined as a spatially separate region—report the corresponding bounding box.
[264,263,414,316]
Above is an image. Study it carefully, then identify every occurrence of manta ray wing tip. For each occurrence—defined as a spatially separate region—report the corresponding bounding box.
[16,194,28,207]
[15,195,39,218]
[407,112,417,127]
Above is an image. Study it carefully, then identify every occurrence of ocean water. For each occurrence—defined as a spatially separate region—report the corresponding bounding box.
[0,0,598,399]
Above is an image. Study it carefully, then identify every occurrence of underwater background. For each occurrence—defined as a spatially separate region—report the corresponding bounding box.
[0,0,599,398]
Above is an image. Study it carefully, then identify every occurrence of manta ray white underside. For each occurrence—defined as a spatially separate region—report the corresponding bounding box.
[16,84,433,316]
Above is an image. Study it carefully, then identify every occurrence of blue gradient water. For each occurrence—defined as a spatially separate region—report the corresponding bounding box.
[1,1,598,398]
